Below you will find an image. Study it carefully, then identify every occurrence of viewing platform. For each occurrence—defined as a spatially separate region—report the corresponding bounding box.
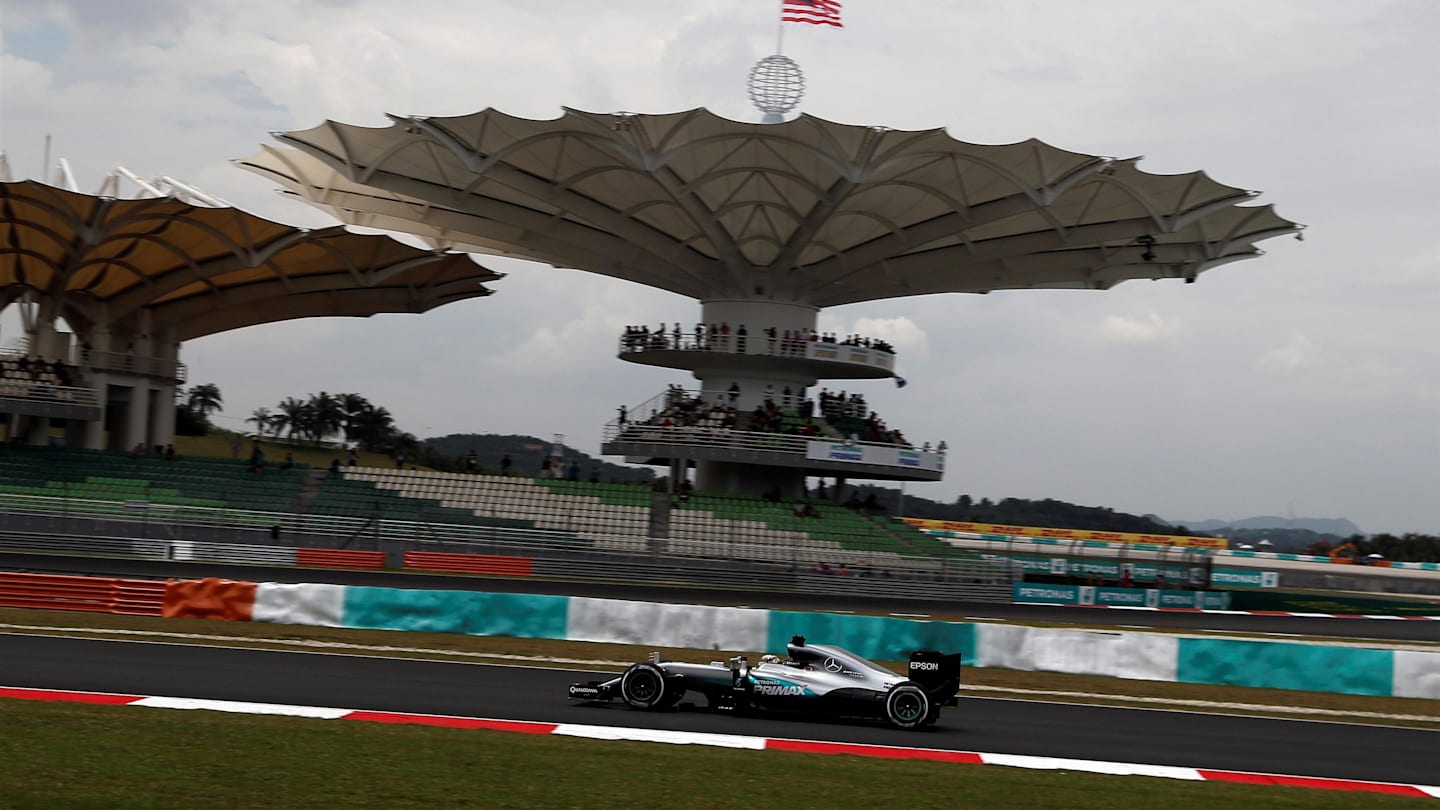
[602,423,944,483]
[617,332,896,380]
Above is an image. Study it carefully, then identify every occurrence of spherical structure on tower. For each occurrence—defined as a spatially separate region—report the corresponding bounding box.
[747,54,805,118]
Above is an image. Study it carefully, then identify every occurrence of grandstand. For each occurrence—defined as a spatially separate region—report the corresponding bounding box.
[0,446,306,517]
[0,446,974,573]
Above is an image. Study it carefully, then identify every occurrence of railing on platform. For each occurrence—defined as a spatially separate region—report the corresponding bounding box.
[78,348,186,383]
[0,381,101,409]
[617,332,896,371]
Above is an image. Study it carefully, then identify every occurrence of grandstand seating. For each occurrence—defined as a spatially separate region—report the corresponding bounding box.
[0,447,961,570]
[0,447,307,518]
[667,493,924,568]
[337,468,648,551]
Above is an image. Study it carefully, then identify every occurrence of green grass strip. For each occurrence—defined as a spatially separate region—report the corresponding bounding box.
[0,700,1409,809]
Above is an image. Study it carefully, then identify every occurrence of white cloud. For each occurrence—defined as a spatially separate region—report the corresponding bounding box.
[1256,330,1318,373]
[841,316,928,357]
[1096,313,1180,344]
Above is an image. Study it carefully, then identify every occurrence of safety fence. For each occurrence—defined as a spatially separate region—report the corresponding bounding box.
[4,572,1436,700]
[0,526,1015,602]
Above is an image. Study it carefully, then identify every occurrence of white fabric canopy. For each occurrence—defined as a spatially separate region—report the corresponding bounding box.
[241,107,1300,307]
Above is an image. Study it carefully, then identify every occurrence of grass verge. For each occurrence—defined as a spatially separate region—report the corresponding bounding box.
[0,699,1425,810]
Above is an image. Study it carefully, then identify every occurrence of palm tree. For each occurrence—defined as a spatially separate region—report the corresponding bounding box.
[273,397,311,444]
[186,383,223,420]
[246,407,274,438]
[351,406,396,452]
[308,391,345,446]
[338,392,371,443]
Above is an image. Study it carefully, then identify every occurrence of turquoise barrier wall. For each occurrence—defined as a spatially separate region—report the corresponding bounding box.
[343,587,570,639]
[1176,638,1395,696]
[1012,583,1232,610]
[767,611,977,663]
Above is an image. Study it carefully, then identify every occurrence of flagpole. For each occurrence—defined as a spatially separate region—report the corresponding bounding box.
[776,0,785,54]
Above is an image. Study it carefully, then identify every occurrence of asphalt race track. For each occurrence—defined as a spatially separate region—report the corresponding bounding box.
[3,551,1437,643]
[2,633,1434,786]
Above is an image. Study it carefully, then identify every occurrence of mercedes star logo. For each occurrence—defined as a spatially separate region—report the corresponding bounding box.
[823,657,842,672]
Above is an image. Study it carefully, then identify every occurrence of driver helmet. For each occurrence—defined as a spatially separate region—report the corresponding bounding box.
[759,654,782,664]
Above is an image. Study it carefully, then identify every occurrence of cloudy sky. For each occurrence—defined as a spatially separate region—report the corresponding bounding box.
[2,0,1436,534]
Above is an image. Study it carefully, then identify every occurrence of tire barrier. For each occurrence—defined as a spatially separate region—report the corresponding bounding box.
[296,549,385,570]
[403,551,533,577]
[4,573,1437,699]
[0,572,166,616]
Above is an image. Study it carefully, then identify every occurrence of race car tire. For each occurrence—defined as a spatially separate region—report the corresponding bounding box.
[884,683,930,729]
[620,663,669,710]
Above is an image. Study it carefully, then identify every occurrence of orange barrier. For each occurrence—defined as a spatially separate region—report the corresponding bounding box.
[297,548,387,570]
[161,577,257,621]
[403,551,533,577]
[0,572,167,616]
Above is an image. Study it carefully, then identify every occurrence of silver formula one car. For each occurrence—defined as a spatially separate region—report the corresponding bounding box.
[567,635,961,729]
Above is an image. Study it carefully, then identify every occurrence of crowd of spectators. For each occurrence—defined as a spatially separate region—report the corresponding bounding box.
[619,382,936,448]
[633,386,739,430]
[0,354,76,389]
[621,323,895,356]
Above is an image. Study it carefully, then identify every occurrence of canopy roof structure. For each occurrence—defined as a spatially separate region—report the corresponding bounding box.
[241,107,1301,307]
[0,180,501,342]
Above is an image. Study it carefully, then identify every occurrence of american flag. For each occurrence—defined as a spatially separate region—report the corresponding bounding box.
[782,0,843,28]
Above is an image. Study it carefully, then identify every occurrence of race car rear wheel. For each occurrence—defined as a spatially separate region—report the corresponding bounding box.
[885,683,930,729]
[620,663,669,710]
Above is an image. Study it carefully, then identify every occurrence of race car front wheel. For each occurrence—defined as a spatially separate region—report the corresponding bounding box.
[620,662,669,710]
[885,683,931,729]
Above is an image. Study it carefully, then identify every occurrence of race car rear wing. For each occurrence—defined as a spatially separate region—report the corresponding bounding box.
[907,649,962,706]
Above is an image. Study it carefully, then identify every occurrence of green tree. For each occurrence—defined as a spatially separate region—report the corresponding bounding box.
[273,397,311,444]
[246,407,274,438]
[185,383,223,420]
[307,391,345,446]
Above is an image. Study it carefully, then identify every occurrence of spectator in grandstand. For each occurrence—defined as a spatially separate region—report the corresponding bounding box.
[617,405,628,424]
[394,450,405,469]
[501,454,513,476]
[281,451,295,471]
[164,444,176,462]
[465,450,478,473]
[566,459,580,481]
[230,436,242,459]
[540,457,552,478]
[347,446,358,466]
[248,444,266,474]
[129,442,146,459]
[588,467,600,484]
[861,492,881,512]
[328,458,342,477]
[735,324,748,352]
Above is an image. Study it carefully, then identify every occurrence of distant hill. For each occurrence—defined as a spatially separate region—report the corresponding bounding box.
[422,433,654,483]
[1166,515,1362,537]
